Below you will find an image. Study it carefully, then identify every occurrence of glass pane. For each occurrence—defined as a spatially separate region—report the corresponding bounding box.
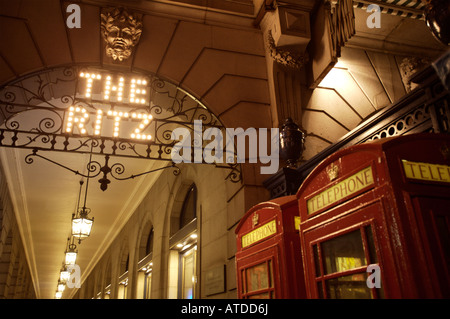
[365,226,378,263]
[145,228,154,255]
[322,229,367,275]
[317,281,324,298]
[145,272,152,299]
[435,215,450,266]
[268,260,274,288]
[180,185,197,229]
[241,270,246,294]
[313,244,321,277]
[246,262,270,292]
[325,273,373,299]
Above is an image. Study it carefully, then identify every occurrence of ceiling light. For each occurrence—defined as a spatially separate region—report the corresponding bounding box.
[60,266,70,282]
[65,238,78,265]
[57,280,66,292]
[71,172,94,243]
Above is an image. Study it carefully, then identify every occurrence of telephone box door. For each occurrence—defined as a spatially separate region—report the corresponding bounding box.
[235,196,306,299]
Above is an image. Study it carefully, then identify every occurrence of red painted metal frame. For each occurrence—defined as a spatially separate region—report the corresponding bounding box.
[235,196,307,299]
[297,133,450,298]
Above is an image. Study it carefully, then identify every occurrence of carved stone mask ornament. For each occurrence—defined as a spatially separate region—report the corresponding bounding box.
[100,7,143,62]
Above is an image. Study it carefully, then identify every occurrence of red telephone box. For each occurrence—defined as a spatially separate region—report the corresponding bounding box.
[297,133,450,299]
[235,196,306,299]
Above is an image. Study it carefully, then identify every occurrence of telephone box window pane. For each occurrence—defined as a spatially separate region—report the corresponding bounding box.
[365,226,378,263]
[268,260,274,288]
[246,262,270,292]
[325,273,372,299]
[313,244,321,276]
[322,229,367,275]
[435,215,450,266]
[317,281,324,298]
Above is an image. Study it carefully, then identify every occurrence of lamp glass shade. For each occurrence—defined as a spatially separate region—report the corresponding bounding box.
[55,291,62,299]
[60,270,70,282]
[72,216,93,238]
[58,283,66,292]
[65,251,77,265]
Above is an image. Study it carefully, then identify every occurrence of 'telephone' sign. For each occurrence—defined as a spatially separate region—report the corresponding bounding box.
[402,160,450,184]
[307,166,374,215]
[241,220,277,248]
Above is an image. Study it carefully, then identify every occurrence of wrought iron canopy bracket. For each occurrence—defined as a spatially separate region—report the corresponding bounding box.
[0,65,242,190]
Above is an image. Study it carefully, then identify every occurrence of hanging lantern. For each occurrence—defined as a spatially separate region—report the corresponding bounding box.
[65,238,78,265]
[71,180,94,243]
[60,265,70,283]
[72,207,94,241]
[57,280,66,292]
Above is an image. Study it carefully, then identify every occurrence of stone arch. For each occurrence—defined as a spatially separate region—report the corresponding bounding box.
[169,178,197,237]
[137,220,154,262]
[118,238,130,276]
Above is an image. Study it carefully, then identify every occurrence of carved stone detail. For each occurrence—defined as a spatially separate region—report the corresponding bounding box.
[266,31,309,69]
[100,7,143,62]
[399,57,431,92]
[326,0,355,58]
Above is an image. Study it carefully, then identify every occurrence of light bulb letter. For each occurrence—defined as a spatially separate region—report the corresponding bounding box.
[65,106,89,134]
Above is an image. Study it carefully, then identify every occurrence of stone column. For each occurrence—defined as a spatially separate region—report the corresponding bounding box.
[257,1,315,128]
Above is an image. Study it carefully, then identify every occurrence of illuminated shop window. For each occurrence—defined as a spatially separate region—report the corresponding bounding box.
[313,226,384,299]
[118,277,128,299]
[138,261,153,299]
[104,285,111,299]
[181,246,197,299]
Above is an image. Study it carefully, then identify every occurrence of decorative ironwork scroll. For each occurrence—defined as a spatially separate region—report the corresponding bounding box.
[0,65,241,190]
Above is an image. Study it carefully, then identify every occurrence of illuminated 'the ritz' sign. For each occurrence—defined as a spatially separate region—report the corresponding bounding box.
[67,70,154,141]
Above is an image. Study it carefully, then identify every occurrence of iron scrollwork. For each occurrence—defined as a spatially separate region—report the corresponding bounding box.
[24,149,181,191]
[0,65,242,190]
